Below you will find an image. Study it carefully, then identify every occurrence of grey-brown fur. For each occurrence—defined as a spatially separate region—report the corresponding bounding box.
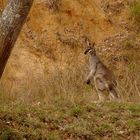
[84,38,119,103]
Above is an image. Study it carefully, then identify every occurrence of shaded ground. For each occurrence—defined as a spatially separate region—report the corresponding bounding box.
[0,101,140,140]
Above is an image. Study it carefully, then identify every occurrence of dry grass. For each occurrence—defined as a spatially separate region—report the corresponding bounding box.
[0,47,140,105]
[118,62,140,102]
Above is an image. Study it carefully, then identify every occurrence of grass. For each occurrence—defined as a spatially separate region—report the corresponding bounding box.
[127,119,140,131]
[47,132,61,140]
[0,102,140,139]
[70,105,82,117]
[129,0,140,28]
[121,39,134,49]
[1,128,22,140]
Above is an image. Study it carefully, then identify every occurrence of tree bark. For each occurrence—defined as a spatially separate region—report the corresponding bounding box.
[0,0,34,78]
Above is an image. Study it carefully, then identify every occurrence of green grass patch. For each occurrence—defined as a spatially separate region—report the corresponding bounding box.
[127,104,140,116]
[1,128,22,140]
[47,132,61,140]
[122,39,134,49]
[70,105,83,117]
[94,123,114,136]
[0,102,140,139]
[127,119,140,131]
[130,0,140,27]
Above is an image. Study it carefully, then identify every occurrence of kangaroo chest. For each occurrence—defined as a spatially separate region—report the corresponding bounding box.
[89,55,101,76]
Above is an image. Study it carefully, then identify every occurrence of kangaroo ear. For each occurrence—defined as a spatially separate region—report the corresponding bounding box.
[84,37,91,46]
[92,43,96,53]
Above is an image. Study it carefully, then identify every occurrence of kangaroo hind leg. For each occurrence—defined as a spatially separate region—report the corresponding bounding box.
[94,77,108,103]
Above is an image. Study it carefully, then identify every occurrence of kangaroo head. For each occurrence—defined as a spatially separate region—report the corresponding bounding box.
[84,38,96,55]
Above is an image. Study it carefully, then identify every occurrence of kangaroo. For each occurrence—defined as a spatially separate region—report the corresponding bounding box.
[84,38,119,103]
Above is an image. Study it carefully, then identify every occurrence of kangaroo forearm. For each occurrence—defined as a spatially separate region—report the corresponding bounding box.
[86,78,91,84]
[86,72,93,84]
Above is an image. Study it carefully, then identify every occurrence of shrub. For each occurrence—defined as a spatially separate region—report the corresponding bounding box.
[130,1,140,26]
[122,39,133,49]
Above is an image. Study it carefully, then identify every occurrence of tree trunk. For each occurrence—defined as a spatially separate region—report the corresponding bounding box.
[0,0,34,78]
